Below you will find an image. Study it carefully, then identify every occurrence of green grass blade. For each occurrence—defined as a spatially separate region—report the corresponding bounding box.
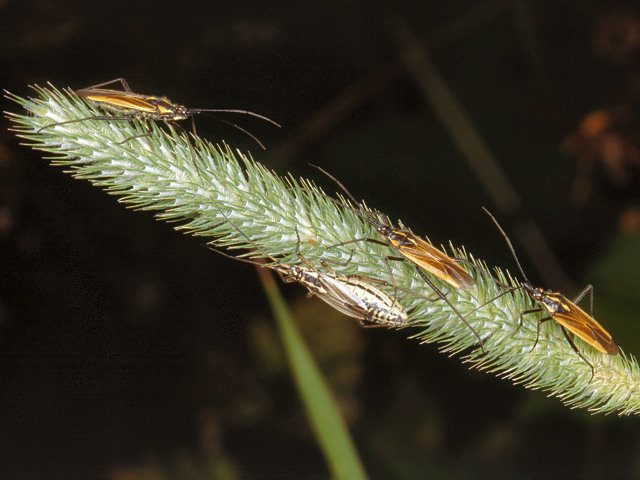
[258,268,368,480]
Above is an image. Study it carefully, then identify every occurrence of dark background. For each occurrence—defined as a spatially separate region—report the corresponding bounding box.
[2,1,640,479]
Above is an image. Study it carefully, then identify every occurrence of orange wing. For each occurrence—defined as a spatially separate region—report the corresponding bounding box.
[552,297,618,355]
[399,236,475,290]
[77,91,160,114]
[75,88,152,100]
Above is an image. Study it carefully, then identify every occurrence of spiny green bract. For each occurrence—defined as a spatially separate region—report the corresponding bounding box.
[5,84,640,415]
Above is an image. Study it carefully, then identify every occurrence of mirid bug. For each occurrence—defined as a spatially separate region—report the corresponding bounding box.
[211,206,409,328]
[310,166,475,287]
[483,207,618,375]
[342,208,484,345]
[309,165,484,348]
[359,210,475,290]
[37,78,279,148]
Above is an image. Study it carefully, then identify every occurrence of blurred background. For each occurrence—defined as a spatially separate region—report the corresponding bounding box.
[2,1,640,478]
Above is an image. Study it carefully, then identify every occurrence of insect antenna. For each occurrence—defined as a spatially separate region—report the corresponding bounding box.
[188,107,280,150]
[194,115,269,150]
[482,207,530,284]
[308,163,361,206]
[307,163,388,230]
[187,108,281,128]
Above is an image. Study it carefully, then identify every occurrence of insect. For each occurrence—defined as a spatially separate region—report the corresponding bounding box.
[483,207,618,375]
[309,165,484,348]
[37,78,280,148]
[210,205,409,328]
[359,211,475,290]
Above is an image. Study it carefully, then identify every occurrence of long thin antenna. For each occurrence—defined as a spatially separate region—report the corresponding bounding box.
[189,108,281,128]
[308,163,386,230]
[203,116,269,150]
[482,207,530,283]
[308,163,360,206]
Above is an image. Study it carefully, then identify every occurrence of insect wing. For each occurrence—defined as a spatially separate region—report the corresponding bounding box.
[551,295,618,355]
[313,274,370,320]
[318,274,407,327]
[400,236,475,290]
[75,88,156,101]
[76,89,161,115]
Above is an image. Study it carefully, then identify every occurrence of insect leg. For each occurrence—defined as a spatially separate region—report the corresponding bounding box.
[462,284,517,322]
[164,122,205,177]
[292,226,317,272]
[114,121,155,145]
[514,306,544,338]
[382,256,402,310]
[572,284,594,315]
[522,310,548,350]
[328,237,390,249]
[412,265,485,352]
[383,255,435,299]
[318,249,356,270]
[36,114,140,134]
[81,78,133,91]
[559,326,595,380]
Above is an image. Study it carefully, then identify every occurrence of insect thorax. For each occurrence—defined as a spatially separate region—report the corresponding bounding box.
[149,97,188,119]
[288,266,322,291]
[382,227,407,245]
[528,285,569,315]
[540,291,571,315]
